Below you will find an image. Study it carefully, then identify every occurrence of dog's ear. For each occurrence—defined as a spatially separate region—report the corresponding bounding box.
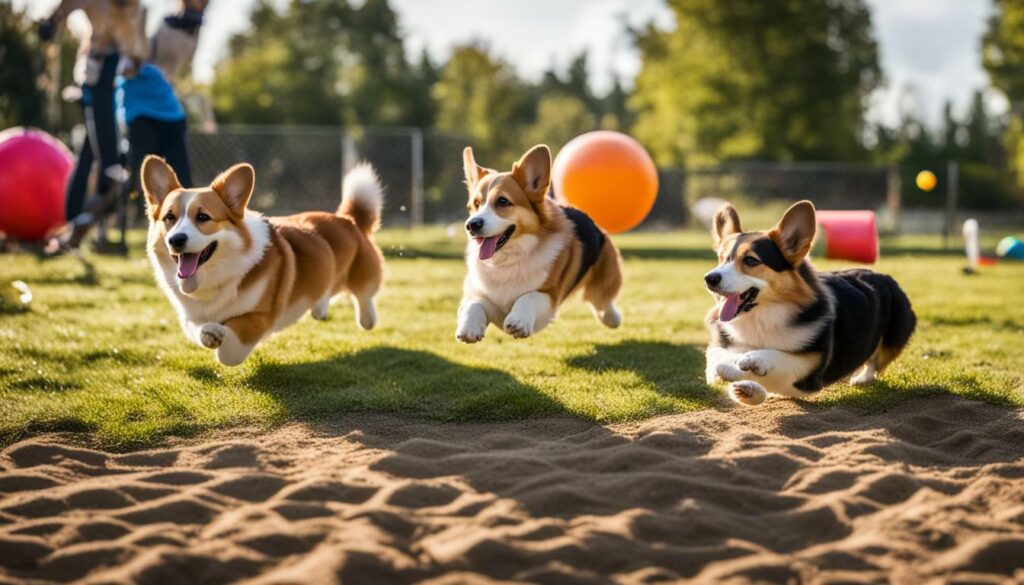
[141,155,181,218]
[211,163,255,217]
[511,144,552,202]
[712,203,742,248]
[769,200,817,266]
[463,147,494,189]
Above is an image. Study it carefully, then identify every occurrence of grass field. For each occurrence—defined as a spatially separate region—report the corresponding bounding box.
[1,229,1022,449]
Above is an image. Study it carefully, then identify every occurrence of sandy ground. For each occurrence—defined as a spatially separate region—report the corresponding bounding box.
[1,395,1023,584]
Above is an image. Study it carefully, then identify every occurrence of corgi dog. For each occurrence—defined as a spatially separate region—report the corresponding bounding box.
[703,201,916,405]
[456,145,622,342]
[142,156,384,366]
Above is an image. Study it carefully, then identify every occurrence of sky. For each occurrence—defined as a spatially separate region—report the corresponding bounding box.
[14,0,1004,128]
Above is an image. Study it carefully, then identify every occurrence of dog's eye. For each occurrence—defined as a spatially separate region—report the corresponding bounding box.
[195,212,211,223]
[496,196,511,207]
[743,256,761,267]
[163,213,176,223]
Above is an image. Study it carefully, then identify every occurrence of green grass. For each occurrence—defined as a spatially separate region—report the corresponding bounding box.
[1,228,1022,449]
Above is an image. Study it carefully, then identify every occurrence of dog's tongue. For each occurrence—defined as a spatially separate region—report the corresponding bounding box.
[177,253,201,279]
[720,293,741,323]
[477,236,500,260]
[180,276,198,294]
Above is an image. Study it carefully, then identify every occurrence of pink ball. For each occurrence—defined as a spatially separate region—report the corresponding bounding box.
[0,128,73,241]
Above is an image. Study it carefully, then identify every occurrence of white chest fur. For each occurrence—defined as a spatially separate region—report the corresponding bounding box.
[722,302,830,353]
[149,213,272,329]
[466,232,570,314]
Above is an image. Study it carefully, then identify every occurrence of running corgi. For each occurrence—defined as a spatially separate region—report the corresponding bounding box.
[456,145,622,342]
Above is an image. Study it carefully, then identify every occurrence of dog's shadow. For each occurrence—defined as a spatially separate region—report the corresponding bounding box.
[565,340,721,406]
[244,346,569,420]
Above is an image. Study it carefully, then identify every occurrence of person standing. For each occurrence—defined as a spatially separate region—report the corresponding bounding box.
[39,0,148,252]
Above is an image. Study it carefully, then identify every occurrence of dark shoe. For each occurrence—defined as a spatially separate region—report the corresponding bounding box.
[90,237,128,256]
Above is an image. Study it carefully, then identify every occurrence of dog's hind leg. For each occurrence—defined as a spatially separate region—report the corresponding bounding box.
[311,295,331,321]
[350,289,377,330]
[582,243,623,329]
[590,302,621,328]
[851,348,879,385]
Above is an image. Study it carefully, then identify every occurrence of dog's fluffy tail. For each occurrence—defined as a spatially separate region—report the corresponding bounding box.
[339,163,383,236]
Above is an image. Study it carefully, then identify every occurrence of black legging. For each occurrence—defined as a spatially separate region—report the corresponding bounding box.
[64,113,93,219]
[65,54,121,220]
[128,116,192,197]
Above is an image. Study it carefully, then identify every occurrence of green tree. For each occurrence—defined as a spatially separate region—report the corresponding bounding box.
[0,6,79,134]
[0,6,45,129]
[601,77,633,131]
[524,94,596,152]
[631,0,881,166]
[432,43,531,163]
[873,90,1019,209]
[211,0,432,127]
[983,0,1024,185]
[539,52,601,123]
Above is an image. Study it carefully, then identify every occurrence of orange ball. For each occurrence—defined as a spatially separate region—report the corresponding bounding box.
[552,131,659,234]
[916,170,937,192]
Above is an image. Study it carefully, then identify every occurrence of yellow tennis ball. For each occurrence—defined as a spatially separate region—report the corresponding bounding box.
[916,170,937,192]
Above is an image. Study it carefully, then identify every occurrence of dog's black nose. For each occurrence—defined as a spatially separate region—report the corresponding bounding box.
[704,272,722,288]
[466,218,484,234]
[168,233,188,251]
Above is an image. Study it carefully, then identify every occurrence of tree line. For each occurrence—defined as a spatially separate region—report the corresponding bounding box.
[2,0,1024,208]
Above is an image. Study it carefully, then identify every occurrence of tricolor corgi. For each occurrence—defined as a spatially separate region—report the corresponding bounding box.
[142,156,384,366]
[456,145,622,342]
[704,201,916,405]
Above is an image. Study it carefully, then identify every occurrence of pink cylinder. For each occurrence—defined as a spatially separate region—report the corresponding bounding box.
[815,210,878,264]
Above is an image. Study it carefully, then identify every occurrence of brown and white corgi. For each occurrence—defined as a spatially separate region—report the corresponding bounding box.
[142,156,384,366]
[455,144,622,342]
[703,201,916,405]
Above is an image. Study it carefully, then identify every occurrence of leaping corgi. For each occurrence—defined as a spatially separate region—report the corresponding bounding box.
[703,201,916,405]
[455,144,623,343]
[142,156,384,366]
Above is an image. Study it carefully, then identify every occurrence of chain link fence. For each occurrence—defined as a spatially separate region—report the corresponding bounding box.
[682,162,900,229]
[187,126,902,231]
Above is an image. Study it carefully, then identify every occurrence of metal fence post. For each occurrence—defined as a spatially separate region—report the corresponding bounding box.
[342,132,357,175]
[410,128,424,227]
[887,166,901,233]
[945,160,959,247]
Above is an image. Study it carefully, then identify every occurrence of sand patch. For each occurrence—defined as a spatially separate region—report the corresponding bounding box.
[1,395,1022,584]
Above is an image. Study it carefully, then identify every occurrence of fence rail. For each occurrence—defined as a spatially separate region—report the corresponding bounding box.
[187,126,912,231]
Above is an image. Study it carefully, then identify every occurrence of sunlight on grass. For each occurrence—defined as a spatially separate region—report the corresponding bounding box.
[1,228,1022,448]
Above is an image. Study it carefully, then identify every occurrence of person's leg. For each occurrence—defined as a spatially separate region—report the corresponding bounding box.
[127,118,162,229]
[129,118,162,197]
[64,128,94,221]
[159,118,192,188]
[84,53,121,196]
[66,54,122,249]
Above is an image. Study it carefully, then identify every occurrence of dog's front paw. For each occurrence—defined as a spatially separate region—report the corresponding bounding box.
[737,351,772,377]
[729,381,767,406]
[503,314,534,339]
[706,368,722,385]
[199,323,227,349]
[456,321,486,343]
[716,362,745,382]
